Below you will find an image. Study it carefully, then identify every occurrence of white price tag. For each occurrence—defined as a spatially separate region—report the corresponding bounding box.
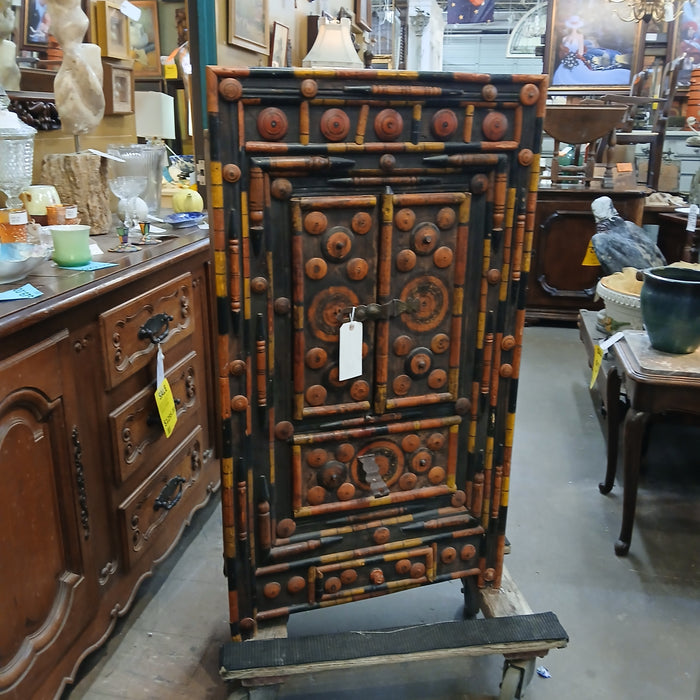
[338,312,363,381]
[119,0,141,21]
[687,204,698,233]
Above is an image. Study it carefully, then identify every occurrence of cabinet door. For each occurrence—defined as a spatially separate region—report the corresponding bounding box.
[0,333,91,697]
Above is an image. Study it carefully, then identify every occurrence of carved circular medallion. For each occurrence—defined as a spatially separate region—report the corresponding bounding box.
[351,211,372,234]
[374,109,404,141]
[406,347,433,378]
[219,78,242,101]
[336,442,355,462]
[336,482,356,501]
[308,287,359,342]
[318,461,348,490]
[481,111,508,141]
[222,164,241,182]
[305,347,328,370]
[412,223,439,255]
[520,83,540,105]
[427,369,447,389]
[436,207,456,230]
[401,434,421,453]
[322,227,353,262]
[431,333,450,354]
[395,208,416,231]
[305,384,327,406]
[300,78,318,98]
[346,257,369,281]
[398,472,417,490]
[320,108,351,142]
[427,432,445,450]
[306,448,328,468]
[304,211,328,235]
[257,107,288,141]
[396,249,417,272]
[305,257,328,280]
[428,466,446,484]
[271,178,293,200]
[393,335,414,356]
[482,84,498,101]
[277,517,296,537]
[287,575,306,593]
[431,109,458,140]
[392,374,412,396]
[352,440,404,490]
[350,380,370,401]
[411,448,432,474]
[307,485,326,505]
[433,246,453,269]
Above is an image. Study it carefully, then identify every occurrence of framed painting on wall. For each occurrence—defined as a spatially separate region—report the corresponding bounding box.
[668,1,700,88]
[270,22,289,67]
[228,0,269,54]
[102,61,134,114]
[95,0,130,60]
[355,0,371,32]
[22,0,52,50]
[544,0,643,92]
[129,0,162,78]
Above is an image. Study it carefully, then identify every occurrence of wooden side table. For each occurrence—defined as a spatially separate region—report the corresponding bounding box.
[578,310,700,556]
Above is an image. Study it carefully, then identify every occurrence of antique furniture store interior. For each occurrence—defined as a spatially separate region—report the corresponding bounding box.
[1,0,698,698]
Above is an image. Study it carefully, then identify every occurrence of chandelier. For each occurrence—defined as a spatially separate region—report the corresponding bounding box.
[607,0,683,23]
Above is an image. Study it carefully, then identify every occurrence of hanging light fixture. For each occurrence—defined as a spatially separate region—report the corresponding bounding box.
[607,0,685,24]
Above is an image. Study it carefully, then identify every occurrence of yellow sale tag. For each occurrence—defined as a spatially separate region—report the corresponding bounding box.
[155,378,177,437]
[590,345,604,389]
[163,63,178,80]
[581,240,600,266]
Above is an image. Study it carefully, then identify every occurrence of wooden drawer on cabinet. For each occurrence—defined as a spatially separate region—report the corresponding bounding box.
[109,351,206,485]
[99,272,196,390]
[117,426,208,571]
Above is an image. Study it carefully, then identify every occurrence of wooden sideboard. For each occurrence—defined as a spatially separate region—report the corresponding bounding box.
[0,229,220,699]
[526,186,650,323]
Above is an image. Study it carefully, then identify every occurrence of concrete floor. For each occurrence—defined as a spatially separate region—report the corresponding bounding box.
[63,325,700,700]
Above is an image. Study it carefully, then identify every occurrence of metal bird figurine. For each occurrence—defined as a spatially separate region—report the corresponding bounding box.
[591,196,666,275]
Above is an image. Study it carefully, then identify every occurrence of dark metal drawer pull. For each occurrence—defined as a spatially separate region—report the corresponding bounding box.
[337,298,418,322]
[153,475,186,511]
[138,313,174,345]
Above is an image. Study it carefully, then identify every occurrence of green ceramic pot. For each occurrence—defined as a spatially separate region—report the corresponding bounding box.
[640,267,700,354]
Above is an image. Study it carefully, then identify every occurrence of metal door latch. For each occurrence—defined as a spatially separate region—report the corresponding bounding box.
[358,454,390,497]
[337,297,418,323]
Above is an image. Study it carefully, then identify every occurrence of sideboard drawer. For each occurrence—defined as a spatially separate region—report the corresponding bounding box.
[108,351,206,485]
[117,426,208,571]
[99,272,196,390]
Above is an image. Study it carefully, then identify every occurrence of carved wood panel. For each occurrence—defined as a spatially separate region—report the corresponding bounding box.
[207,67,547,637]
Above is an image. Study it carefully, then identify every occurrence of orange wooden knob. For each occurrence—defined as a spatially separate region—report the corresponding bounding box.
[520,83,540,105]
[399,472,417,490]
[324,576,342,593]
[277,518,296,537]
[374,109,403,141]
[300,78,318,98]
[305,347,328,369]
[431,109,458,139]
[229,359,246,376]
[304,211,328,234]
[320,108,350,142]
[369,568,385,585]
[219,78,242,101]
[257,107,288,140]
[373,526,390,544]
[461,544,476,560]
[401,434,421,452]
[287,575,305,593]
[340,569,358,584]
[307,485,326,505]
[410,562,426,578]
[500,363,514,378]
[482,84,498,101]
[426,432,445,450]
[395,208,416,231]
[306,384,327,406]
[451,490,467,507]
[306,448,328,468]
[501,335,516,351]
[231,395,248,411]
[428,466,446,484]
[336,482,356,501]
[395,558,411,575]
[351,211,372,234]
[222,163,241,182]
[263,582,281,599]
[441,546,457,564]
[271,178,292,200]
[336,442,355,462]
[482,111,508,141]
[274,421,294,440]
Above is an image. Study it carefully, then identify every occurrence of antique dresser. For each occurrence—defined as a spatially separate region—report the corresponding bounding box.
[206,67,547,639]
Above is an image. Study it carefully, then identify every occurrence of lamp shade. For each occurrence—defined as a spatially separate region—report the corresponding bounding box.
[302,17,363,69]
[134,91,176,141]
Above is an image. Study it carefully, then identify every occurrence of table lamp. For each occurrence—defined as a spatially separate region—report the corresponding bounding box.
[133,91,176,215]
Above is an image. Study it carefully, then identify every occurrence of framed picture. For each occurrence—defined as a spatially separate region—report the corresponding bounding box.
[668,2,700,88]
[228,0,269,54]
[355,0,371,32]
[22,0,53,50]
[270,22,289,67]
[102,61,134,114]
[129,0,162,79]
[95,0,130,60]
[543,0,643,92]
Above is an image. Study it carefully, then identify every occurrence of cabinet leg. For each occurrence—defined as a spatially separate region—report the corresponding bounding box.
[615,408,649,556]
[599,366,621,495]
[461,575,480,618]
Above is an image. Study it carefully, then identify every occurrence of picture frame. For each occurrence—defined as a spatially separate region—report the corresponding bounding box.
[270,21,289,67]
[102,61,134,115]
[543,0,643,92]
[95,0,130,60]
[668,2,700,89]
[355,0,371,32]
[21,0,53,50]
[228,0,269,54]
[129,0,162,79]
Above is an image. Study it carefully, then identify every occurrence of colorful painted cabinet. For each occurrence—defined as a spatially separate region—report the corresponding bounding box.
[206,68,547,638]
